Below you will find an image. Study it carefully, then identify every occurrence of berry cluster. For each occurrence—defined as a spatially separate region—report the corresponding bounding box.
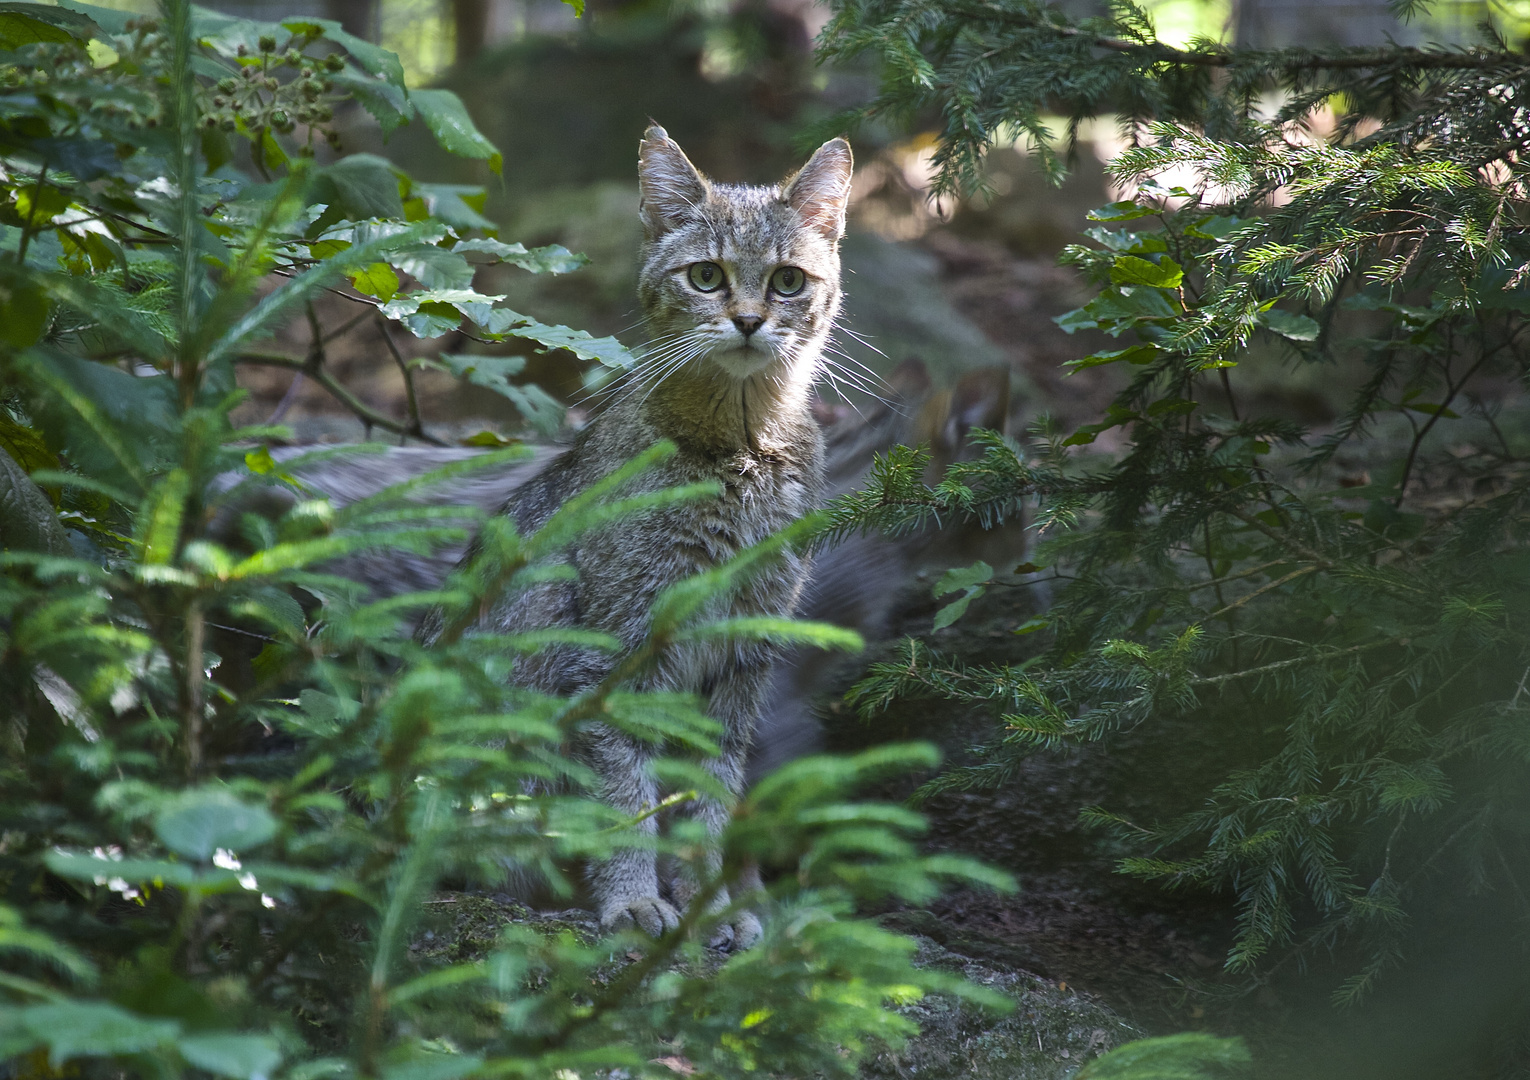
[201,33,346,156]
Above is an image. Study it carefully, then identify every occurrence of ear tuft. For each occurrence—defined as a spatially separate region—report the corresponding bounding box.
[783,138,853,242]
[639,124,708,237]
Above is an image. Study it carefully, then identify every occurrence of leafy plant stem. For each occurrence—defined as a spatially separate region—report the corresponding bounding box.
[183,596,205,779]
[163,0,202,411]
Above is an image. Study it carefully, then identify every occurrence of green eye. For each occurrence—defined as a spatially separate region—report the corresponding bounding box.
[688,262,725,292]
[770,266,806,296]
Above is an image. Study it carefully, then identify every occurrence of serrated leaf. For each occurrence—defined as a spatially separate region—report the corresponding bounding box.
[154,789,277,861]
[479,313,635,369]
[332,70,412,135]
[410,89,501,173]
[0,10,77,48]
[454,238,588,274]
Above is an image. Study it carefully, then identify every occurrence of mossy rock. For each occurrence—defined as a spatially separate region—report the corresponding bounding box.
[868,936,1141,1080]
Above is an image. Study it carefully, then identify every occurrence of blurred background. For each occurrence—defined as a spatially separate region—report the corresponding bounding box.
[76,0,1526,447]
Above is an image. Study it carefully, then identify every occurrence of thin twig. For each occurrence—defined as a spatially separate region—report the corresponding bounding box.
[1205,565,1320,621]
[376,318,427,444]
[1191,638,1394,686]
[237,350,448,446]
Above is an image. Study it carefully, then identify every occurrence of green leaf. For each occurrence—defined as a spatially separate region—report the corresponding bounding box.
[350,262,400,301]
[932,560,993,598]
[433,353,564,436]
[0,279,49,348]
[178,1033,283,1080]
[454,238,588,274]
[478,311,636,369]
[380,1053,485,1080]
[154,789,277,861]
[1183,214,1242,240]
[1054,306,1099,334]
[20,348,175,494]
[20,1002,179,1065]
[1064,343,1159,372]
[1110,255,1184,289]
[13,185,70,228]
[410,183,494,230]
[43,850,199,887]
[1262,309,1320,341]
[931,561,992,631]
[1087,200,1159,222]
[0,9,78,48]
[392,246,475,291]
[409,89,502,173]
[932,591,980,631]
[332,70,413,136]
[55,0,133,32]
[315,154,405,221]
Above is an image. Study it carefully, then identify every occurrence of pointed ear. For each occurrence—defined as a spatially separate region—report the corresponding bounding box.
[783,138,853,242]
[639,124,709,236]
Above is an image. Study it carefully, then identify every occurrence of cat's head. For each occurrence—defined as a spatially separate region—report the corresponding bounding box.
[635,124,852,383]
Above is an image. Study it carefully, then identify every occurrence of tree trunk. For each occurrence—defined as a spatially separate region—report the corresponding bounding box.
[453,0,489,64]
[325,0,378,41]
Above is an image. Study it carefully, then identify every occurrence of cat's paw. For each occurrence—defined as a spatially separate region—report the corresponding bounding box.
[730,910,763,950]
[705,910,762,952]
[601,896,681,938]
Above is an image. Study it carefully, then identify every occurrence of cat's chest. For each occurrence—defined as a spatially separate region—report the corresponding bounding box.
[692,449,816,549]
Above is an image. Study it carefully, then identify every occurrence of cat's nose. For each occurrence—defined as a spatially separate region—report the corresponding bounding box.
[733,314,764,337]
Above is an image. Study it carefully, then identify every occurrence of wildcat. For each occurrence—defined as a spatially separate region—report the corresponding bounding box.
[423,125,854,949]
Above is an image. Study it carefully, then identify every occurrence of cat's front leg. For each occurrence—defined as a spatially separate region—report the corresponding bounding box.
[663,748,763,951]
[587,728,681,937]
[664,661,770,950]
